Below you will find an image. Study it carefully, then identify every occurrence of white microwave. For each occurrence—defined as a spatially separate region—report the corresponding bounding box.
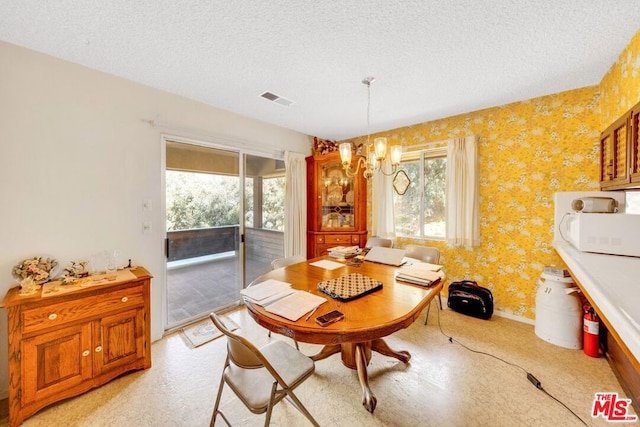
[564,213,640,257]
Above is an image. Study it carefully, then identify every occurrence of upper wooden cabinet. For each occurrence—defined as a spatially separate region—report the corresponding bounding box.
[631,106,640,185]
[306,151,367,258]
[600,101,640,190]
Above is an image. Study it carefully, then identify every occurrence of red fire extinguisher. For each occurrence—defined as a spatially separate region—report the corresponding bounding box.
[583,304,600,358]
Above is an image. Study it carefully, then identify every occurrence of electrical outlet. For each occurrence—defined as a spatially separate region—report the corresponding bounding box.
[142,221,152,234]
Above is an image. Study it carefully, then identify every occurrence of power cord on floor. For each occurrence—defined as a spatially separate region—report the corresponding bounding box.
[433,303,588,426]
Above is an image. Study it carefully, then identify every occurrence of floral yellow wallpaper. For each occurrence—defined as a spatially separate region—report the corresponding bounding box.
[599,29,640,127]
[314,29,639,321]
[352,87,602,320]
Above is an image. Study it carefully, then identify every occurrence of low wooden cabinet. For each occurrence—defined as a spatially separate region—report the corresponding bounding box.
[3,267,152,426]
[603,325,640,413]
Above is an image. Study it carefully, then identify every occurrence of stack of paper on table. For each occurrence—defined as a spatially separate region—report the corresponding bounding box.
[263,291,327,321]
[240,279,294,305]
[396,262,445,286]
[241,279,327,321]
[328,246,361,258]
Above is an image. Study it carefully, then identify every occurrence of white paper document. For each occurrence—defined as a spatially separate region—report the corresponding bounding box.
[240,279,291,302]
[251,288,296,306]
[400,262,444,278]
[309,260,345,270]
[264,291,327,321]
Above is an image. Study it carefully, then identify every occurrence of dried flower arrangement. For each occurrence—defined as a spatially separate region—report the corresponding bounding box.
[12,257,58,284]
[313,137,338,155]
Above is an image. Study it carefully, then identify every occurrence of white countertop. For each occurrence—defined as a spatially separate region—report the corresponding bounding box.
[554,241,640,363]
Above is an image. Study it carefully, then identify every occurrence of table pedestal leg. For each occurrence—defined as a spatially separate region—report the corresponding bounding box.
[310,344,341,362]
[371,338,411,363]
[355,343,377,413]
[309,339,410,414]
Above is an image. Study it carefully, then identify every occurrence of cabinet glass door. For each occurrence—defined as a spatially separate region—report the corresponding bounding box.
[321,161,356,230]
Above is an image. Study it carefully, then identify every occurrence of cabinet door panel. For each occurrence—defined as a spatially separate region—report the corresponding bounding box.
[600,113,630,188]
[22,323,92,404]
[95,308,145,375]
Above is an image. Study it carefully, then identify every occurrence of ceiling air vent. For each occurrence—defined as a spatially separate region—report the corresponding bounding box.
[259,91,294,107]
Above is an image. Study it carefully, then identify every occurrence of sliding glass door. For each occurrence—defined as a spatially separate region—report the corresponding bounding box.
[243,154,286,286]
[164,140,285,329]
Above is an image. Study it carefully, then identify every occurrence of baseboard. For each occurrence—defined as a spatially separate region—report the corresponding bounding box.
[494,310,535,325]
[438,295,535,325]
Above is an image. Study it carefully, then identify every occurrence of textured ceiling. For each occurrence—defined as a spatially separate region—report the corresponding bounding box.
[1,1,639,141]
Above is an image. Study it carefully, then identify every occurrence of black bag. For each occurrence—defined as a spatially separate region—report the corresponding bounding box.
[447,280,493,320]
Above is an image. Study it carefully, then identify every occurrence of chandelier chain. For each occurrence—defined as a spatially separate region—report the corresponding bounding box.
[366,78,371,148]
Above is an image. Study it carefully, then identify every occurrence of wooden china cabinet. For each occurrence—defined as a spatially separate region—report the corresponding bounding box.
[306,151,367,258]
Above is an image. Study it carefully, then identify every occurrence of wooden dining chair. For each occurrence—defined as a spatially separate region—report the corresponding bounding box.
[404,244,443,325]
[365,237,393,248]
[209,313,319,426]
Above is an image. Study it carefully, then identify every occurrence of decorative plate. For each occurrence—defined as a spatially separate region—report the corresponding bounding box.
[345,190,355,205]
[327,188,343,205]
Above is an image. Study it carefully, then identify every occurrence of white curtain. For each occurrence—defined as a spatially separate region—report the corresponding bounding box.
[445,135,480,248]
[371,157,396,239]
[284,151,307,257]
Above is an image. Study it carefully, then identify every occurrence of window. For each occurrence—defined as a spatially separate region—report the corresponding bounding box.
[393,149,447,238]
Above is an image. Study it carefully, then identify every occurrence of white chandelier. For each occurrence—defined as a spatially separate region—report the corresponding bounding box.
[339,77,402,179]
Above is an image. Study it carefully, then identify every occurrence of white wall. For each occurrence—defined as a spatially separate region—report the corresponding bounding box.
[0,41,311,398]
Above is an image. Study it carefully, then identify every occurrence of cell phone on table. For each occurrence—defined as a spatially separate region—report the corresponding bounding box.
[315,310,344,327]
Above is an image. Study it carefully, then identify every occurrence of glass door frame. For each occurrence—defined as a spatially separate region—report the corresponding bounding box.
[161,134,284,331]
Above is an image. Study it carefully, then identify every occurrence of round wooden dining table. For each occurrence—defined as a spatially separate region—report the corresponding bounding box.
[244,257,444,413]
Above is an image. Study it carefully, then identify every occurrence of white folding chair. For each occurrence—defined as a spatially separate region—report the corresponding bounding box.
[270,255,306,270]
[404,244,443,325]
[209,313,319,426]
[365,237,393,248]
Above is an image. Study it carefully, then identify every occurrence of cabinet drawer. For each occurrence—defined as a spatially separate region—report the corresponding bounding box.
[22,285,145,335]
[324,234,353,244]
